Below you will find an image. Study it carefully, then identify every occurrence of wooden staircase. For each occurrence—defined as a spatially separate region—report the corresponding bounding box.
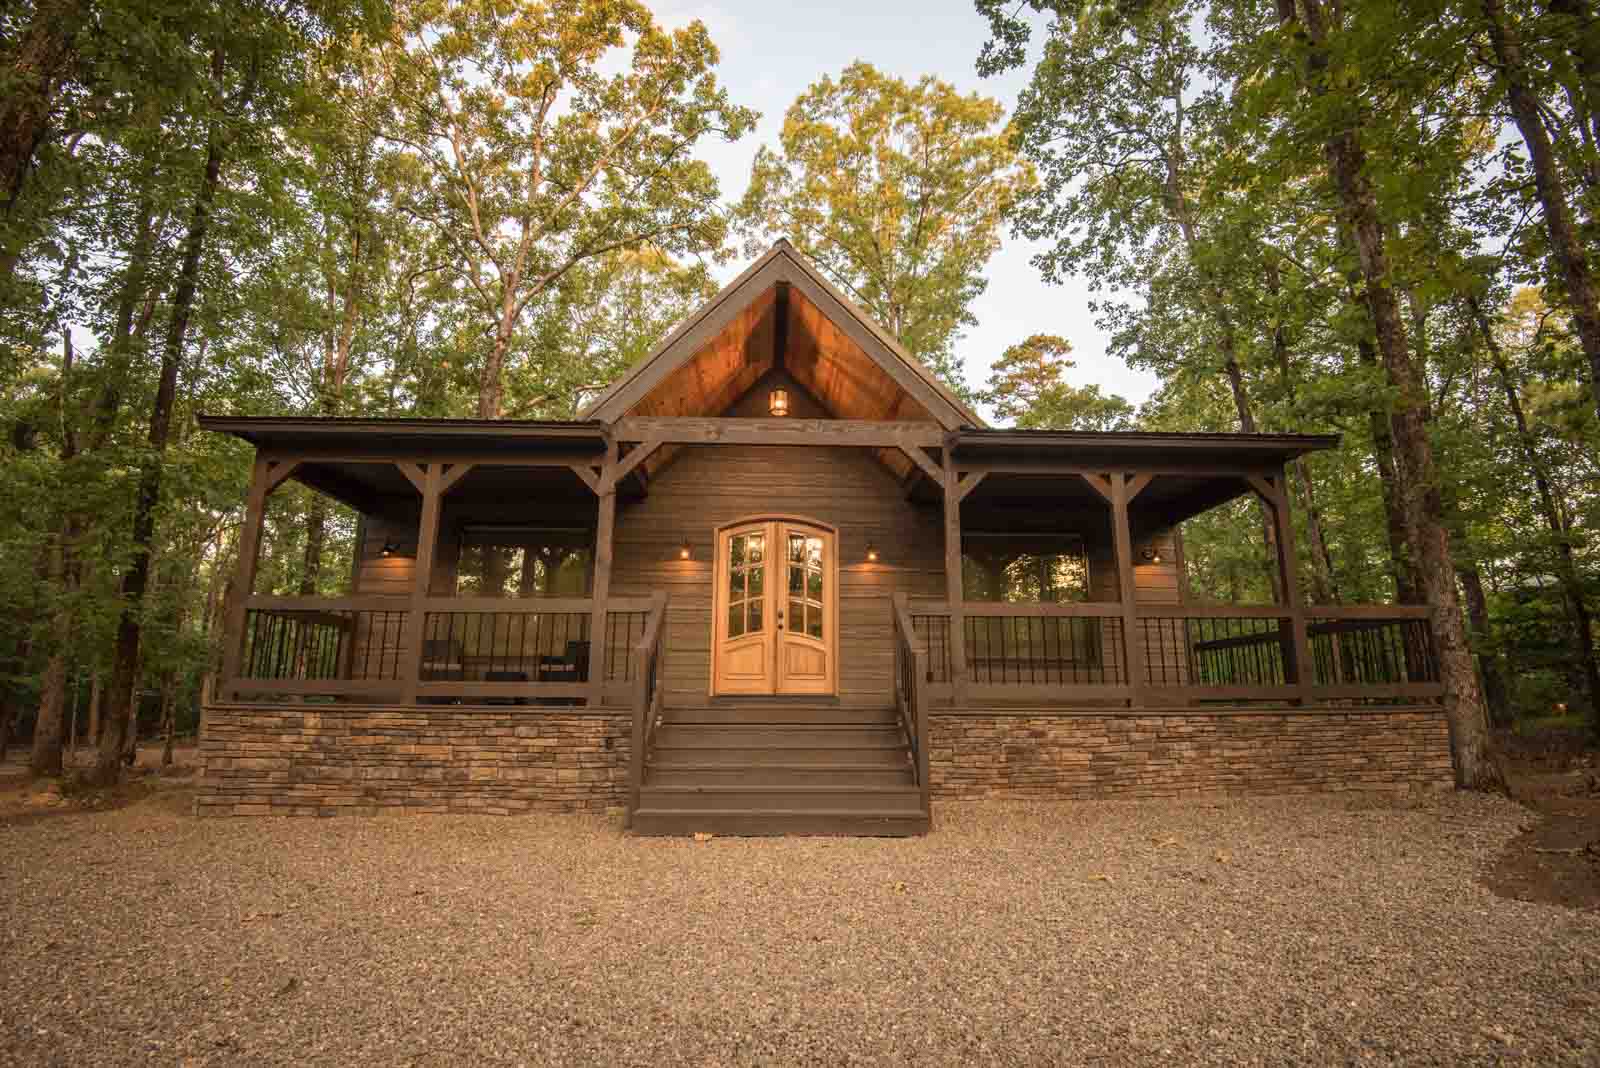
[629,702,930,836]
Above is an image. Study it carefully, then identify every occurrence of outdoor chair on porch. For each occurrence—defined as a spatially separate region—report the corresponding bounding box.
[420,638,465,704]
[536,640,590,705]
[483,669,530,706]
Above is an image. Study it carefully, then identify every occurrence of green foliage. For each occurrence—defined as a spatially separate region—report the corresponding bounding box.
[737,61,1036,400]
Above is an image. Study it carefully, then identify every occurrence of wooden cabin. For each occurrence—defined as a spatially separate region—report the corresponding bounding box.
[196,240,1453,833]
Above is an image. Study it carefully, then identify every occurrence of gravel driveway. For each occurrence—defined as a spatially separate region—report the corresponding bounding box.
[1,790,1596,1065]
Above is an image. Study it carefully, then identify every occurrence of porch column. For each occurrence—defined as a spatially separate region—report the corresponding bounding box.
[588,440,618,705]
[1108,473,1148,707]
[941,449,968,700]
[1252,471,1312,701]
[399,462,445,705]
[219,455,299,699]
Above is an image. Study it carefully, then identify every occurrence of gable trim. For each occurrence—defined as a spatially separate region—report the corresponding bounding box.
[580,241,982,430]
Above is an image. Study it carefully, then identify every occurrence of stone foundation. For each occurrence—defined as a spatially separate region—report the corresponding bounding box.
[196,705,630,817]
[930,708,1454,800]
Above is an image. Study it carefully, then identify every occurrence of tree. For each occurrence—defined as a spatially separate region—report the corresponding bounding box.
[384,0,754,419]
[984,333,1135,429]
[737,61,1035,399]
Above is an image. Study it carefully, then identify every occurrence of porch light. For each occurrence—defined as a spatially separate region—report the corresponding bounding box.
[768,388,790,417]
[679,539,692,560]
[865,542,880,563]
[381,538,400,557]
[1140,546,1162,564]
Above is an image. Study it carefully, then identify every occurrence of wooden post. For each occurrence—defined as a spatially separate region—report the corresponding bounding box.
[1109,473,1147,706]
[219,455,273,697]
[1255,472,1312,700]
[588,439,618,705]
[400,462,444,705]
[941,448,968,702]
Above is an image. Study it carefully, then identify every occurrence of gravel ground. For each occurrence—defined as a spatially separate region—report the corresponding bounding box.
[1,790,1596,1066]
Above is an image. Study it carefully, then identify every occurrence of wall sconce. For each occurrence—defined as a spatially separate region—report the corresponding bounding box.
[679,539,692,560]
[768,388,790,417]
[865,542,880,563]
[1140,546,1163,564]
[381,538,401,557]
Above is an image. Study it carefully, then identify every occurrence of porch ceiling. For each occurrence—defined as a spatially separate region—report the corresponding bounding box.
[950,470,1272,535]
[283,458,599,519]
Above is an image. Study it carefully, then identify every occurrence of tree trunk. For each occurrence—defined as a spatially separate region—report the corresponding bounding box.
[1483,0,1600,427]
[1295,0,1504,790]
[90,59,226,786]
[1469,295,1600,727]
[0,0,84,280]
[159,671,176,766]
[87,669,99,745]
[300,494,326,596]
[29,592,70,775]
[1459,562,1513,727]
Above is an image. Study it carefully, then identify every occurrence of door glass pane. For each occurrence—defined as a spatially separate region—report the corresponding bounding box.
[747,535,764,563]
[749,564,764,597]
[789,598,804,633]
[728,602,745,639]
[807,612,823,640]
[728,563,743,599]
[788,565,803,594]
[806,568,823,598]
[748,597,763,632]
[730,535,746,569]
[808,538,824,567]
[789,534,805,562]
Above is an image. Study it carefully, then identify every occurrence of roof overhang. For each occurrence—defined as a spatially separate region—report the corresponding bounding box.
[196,415,608,457]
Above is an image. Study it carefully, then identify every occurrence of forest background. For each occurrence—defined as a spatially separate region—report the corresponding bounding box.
[2,0,1596,784]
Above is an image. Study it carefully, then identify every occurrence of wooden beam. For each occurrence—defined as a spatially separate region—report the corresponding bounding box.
[613,417,946,449]
[1080,473,1113,502]
[220,456,273,696]
[567,462,600,493]
[1261,469,1311,701]
[588,440,619,704]
[1245,473,1279,502]
[1126,472,1155,501]
[399,463,445,704]
[954,471,988,503]
[1109,473,1147,706]
[606,438,663,491]
[900,444,944,484]
[263,459,302,494]
[438,461,476,496]
[395,460,427,495]
[942,450,969,700]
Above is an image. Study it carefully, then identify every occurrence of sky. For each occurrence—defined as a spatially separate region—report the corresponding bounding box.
[651,0,1162,411]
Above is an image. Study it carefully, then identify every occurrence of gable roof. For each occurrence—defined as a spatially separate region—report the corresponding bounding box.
[580,239,985,429]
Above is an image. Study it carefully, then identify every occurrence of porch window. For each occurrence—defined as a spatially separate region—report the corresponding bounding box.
[455,526,593,597]
[960,532,1090,603]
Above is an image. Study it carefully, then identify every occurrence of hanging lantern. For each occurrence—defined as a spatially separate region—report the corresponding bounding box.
[769,388,790,417]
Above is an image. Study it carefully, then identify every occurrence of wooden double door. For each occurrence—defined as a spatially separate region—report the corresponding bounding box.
[712,519,838,696]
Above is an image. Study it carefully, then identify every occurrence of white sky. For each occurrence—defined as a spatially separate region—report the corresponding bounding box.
[652,0,1162,411]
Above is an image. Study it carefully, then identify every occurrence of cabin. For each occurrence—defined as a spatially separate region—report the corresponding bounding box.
[195,240,1454,833]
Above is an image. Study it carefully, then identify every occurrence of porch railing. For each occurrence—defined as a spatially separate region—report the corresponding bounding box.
[909,600,1443,704]
[626,591,669,822]
[226,593,661,704]
[892,594,932,820]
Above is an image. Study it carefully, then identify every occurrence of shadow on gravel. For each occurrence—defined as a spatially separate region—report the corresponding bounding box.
[1482,726,1600,912]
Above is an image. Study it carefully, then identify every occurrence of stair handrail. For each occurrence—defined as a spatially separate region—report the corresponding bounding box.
[627,590,669,824]
[892,593,932,822]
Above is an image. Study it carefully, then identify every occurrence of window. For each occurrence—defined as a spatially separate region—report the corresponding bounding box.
[455,526,593,597]
[961,532,1090,603]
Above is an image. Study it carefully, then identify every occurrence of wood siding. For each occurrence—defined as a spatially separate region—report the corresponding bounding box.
[610,444,945,707]
[341,458,1191,702]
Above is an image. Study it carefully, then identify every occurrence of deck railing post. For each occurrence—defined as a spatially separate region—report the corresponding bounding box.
[941,448,969,702]
[1108,473,1148,706]
[220,454,297,699]
[1250,471,1312,701]
[399,462,444,705]
[588,439,618,706]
